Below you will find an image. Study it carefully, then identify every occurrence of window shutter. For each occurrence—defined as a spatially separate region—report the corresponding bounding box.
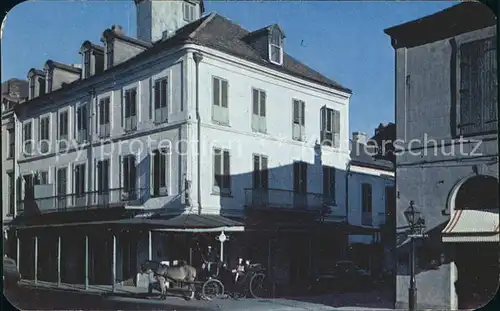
[213,78,220,107]
[293,100,299,124]
[121,93,124,127]
[261,156,268,189]
[260,91,266,117]
[154,80,161,110]
[214,149,221,187]
[223,150,230,190]
[333,109,340,147]
[459,40,483,134]
[252,89,259,115]
[253,155,260,188]
[221,80,228,108]
[481,37,498,131]
[300,101,305,126]
[323,166,329,197]
[320,107,326,142]
[161,78,168,109]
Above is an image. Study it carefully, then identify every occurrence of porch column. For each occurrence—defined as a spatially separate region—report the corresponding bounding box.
[16,234,20,271]
[34,235,38,284]
[112,234,116,293]
[85,235,89,290]
[57,236,61,286]
[216,231,228,262]
[148,230,152,260]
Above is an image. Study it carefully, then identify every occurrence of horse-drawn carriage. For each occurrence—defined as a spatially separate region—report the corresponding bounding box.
[141,258,270,301]
[199,260,270,299]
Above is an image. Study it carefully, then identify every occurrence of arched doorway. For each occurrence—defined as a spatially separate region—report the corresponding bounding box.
[451,175,499,309]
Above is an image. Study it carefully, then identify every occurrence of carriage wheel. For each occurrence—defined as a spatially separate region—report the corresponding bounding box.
[249,273,268,298]
[202,279,224,299]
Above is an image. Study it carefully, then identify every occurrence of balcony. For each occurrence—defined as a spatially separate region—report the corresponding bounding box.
[244,188,329,212]
[17,188,147,214]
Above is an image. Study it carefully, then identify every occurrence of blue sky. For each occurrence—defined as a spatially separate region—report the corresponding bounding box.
[1,0,456,136]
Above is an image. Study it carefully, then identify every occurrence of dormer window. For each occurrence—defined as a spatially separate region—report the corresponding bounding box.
[183,2,196,22]
[83,50,91,78]
[269,27,284,65]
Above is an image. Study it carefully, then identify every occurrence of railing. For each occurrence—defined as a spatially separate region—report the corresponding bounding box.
[17,188,147,214]
[244,188,328,211]
[362,211,373,226]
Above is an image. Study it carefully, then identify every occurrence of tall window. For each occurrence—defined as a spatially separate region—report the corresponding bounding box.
[253,155,268,189]
[38,171,49,185]
[98,97,110,138]
[40,116,50,153]
[23,122,33,156]
[122,155,137,199]
[57,167,67,210]
[362,183,372,226]
[8,172,14,215]
[154,77,168,123]
[76,105,88,143]
[292,99,305,141]
[321,107,340,147]
[183,2,196,22]
[74,164,85,196]
[59,111,69,150]
[459,37,498,135]
[269,28,283,65]
[323,166,335,204]
[293,161,308,194]
[213,148,231,194]
[212,77,229,125]
[7,128,14,158]
[152,149,168,196]
[83,50,91,78]
[252,88,267,133]
[97,160,110,193]
[123,88,137,131]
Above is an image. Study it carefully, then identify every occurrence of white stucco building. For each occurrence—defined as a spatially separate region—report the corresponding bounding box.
[9,0,361,290]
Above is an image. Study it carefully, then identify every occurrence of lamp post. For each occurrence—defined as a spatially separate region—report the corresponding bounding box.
[404,200,426,311]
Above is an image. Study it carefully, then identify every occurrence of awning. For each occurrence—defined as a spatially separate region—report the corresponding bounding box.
[442,209,499,243]
[152,214,244,232]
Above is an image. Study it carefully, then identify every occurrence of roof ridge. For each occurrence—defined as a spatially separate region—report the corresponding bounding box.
[188,12,218,39]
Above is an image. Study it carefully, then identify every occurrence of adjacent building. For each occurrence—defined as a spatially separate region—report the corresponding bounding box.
[385,2,498,309]
[2,78,28,255]
[10,0,358,292]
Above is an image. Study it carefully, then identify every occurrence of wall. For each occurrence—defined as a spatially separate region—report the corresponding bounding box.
[16,51,189,214]
[2,111,15,222]
[189,49,351,216]
[394,25,498,309]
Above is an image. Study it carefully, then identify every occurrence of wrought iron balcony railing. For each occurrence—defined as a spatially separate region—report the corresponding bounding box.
[244,188,329,211]
[17,188,147,214]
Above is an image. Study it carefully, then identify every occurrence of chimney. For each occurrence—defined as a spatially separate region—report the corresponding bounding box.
[352,132,367,145]
[111,24,125,36]
[71,64,82,69]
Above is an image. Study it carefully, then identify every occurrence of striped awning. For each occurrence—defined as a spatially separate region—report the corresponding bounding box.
[442,209,499,243]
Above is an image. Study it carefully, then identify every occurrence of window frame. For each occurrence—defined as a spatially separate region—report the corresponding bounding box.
[153,76,169,124]
[320,107,340,148]
[123,87,138,132]
[22,120,33,157]
[96,159,110,194]
[252,154,269,190]
[122,154,137,195]
[251,88,267,133]
[39,114,51,154]
[58,109,70,151]
[75,103,88,144]
[361,183,372,213]
[457,36,498,137]
[183,2,196,22]
[7,172,14,216]
[269,28,283,65]
[7,128,14,159]
[212,76,229,125]
[73,162,86,197]
[213,148,231,195]
[151,148,170,197]
[98,96,111,138]
[322,166,336,204]
[293,161,308,194]
[292,99,306,141]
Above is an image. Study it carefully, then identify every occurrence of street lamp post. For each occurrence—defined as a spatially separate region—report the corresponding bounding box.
[404,200,426,311]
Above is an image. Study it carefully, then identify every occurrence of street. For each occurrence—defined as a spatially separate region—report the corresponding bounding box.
[3,285,393,310]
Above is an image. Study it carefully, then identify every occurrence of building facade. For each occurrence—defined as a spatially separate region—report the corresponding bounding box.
[385,2,498,309]
[2,78,28,255]
[10,0,355,291]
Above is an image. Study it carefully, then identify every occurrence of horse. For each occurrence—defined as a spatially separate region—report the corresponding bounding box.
[154,263,197,300]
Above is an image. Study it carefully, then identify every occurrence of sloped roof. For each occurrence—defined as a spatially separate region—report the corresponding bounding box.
[350,140,394,171]
[188,14,349,92]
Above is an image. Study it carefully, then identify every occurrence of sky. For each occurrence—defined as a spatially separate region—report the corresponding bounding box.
[1,0,457,136]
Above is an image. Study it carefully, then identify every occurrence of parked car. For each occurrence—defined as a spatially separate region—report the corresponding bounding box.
[309,260,374,293]
[3,256,21,289]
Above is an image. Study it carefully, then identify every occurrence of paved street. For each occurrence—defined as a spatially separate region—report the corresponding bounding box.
[4,284,393,310]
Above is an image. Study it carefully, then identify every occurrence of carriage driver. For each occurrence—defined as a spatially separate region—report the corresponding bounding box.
[205,245,219,275]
